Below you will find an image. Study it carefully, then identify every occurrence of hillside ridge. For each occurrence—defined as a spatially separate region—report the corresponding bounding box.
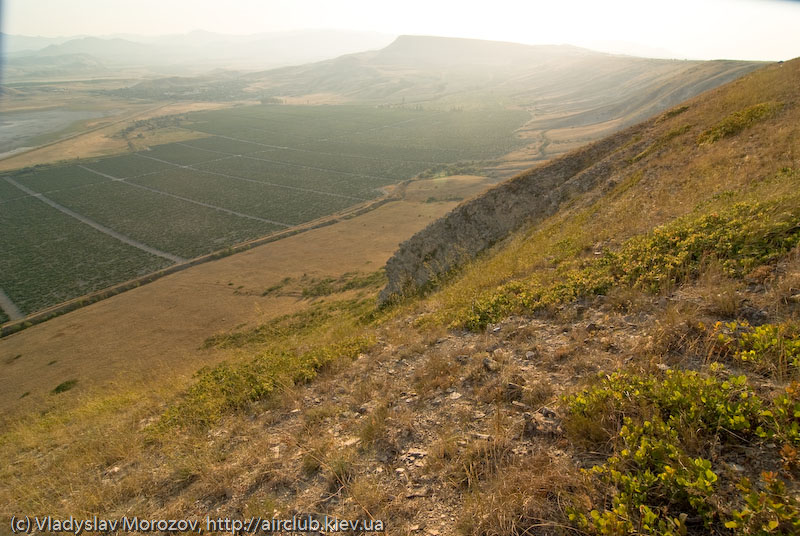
[378,123,647,304]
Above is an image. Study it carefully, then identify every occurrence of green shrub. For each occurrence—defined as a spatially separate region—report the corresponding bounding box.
[658,106,689,122]
[301,271,385,298]
[709,320,800,380]
[758,382,800,447]
[564,370,762,450]
[153,335,374,430]
[51,379,78,394]
[459,199,800,330]
[697,102,783,145]
[631,124,692,163]
[725,472,800,535]
[204,298,372,348]
[564,370,800,535]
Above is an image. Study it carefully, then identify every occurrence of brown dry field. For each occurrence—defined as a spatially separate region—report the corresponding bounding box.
[489,117,626,178]
[0,84,135,113]
[0,101,236,172]
[0,176,492,417]
[397,174,490,202]
[273,93,348,105]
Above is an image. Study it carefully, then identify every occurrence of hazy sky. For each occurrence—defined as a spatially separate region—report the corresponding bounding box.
[3,0,800,61]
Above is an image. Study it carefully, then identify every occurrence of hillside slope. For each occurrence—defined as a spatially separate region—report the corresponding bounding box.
[249,35,760,120]
[2,58,799,535]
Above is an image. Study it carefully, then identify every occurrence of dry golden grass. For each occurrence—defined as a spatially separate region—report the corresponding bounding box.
[399,175,493,203]
[459,450,588,536]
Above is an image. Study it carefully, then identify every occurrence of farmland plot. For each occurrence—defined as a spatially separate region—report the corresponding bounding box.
[140,143,228,166]
[187,116,311,147]
[3,104,528,317]
[46,182,279,259]
[83,154,173,179]
[188,106,528,159]
[193,156,393,199]
[0,197,171,315]
[10,166,109,193]
[0,179,28,203]
[248,148,429,180]
[129,168,359,225]
[178,136,265,155]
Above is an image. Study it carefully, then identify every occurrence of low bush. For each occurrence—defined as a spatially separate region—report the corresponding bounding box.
[563,370,800,535]
[152,335,374,431]
[697,102,783,145]
[459,199,800,330]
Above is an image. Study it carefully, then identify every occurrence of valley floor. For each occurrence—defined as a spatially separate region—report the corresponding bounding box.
[0,175,492,414]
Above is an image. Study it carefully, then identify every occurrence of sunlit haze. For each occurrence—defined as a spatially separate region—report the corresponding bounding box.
[4,0,800,61]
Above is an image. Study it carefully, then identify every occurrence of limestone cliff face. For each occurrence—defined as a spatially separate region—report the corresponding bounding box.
[378,122,649,304]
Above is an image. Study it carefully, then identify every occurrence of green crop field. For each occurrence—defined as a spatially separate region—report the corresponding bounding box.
[84,154,173,178]
[0,179,28,202]
[1,104,528,319]
[177,136,265,155]
[192,156,393,198]
[0,196,171,315]
[45,182,281,259]
[128,168,363,225]
[12,166,107,193]
[247,148,428,179]
[142,143,228,166]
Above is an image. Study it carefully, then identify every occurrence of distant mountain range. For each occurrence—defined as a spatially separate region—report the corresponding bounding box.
[1,29,396,80]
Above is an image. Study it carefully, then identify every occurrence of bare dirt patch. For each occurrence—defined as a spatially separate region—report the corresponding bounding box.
[269,93,348,105]
[400,175,493,203]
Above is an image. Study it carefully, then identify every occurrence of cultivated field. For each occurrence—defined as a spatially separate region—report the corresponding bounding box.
[0,105,527,319]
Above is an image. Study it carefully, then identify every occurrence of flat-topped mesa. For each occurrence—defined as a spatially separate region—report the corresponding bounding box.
[378,122,649,306]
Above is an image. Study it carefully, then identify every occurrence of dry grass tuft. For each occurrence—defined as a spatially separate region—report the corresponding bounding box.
[358,402,390,447]
[647,301,704,362]
[447,436,514,490]
[459,450,588,536]
[413,349,459,395]
[696,262,745,318]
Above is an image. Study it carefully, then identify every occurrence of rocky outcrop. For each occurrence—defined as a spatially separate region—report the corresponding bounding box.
[378,122,649,305]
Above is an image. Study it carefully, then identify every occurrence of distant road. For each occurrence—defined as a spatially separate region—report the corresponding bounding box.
[0,288,23,321]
